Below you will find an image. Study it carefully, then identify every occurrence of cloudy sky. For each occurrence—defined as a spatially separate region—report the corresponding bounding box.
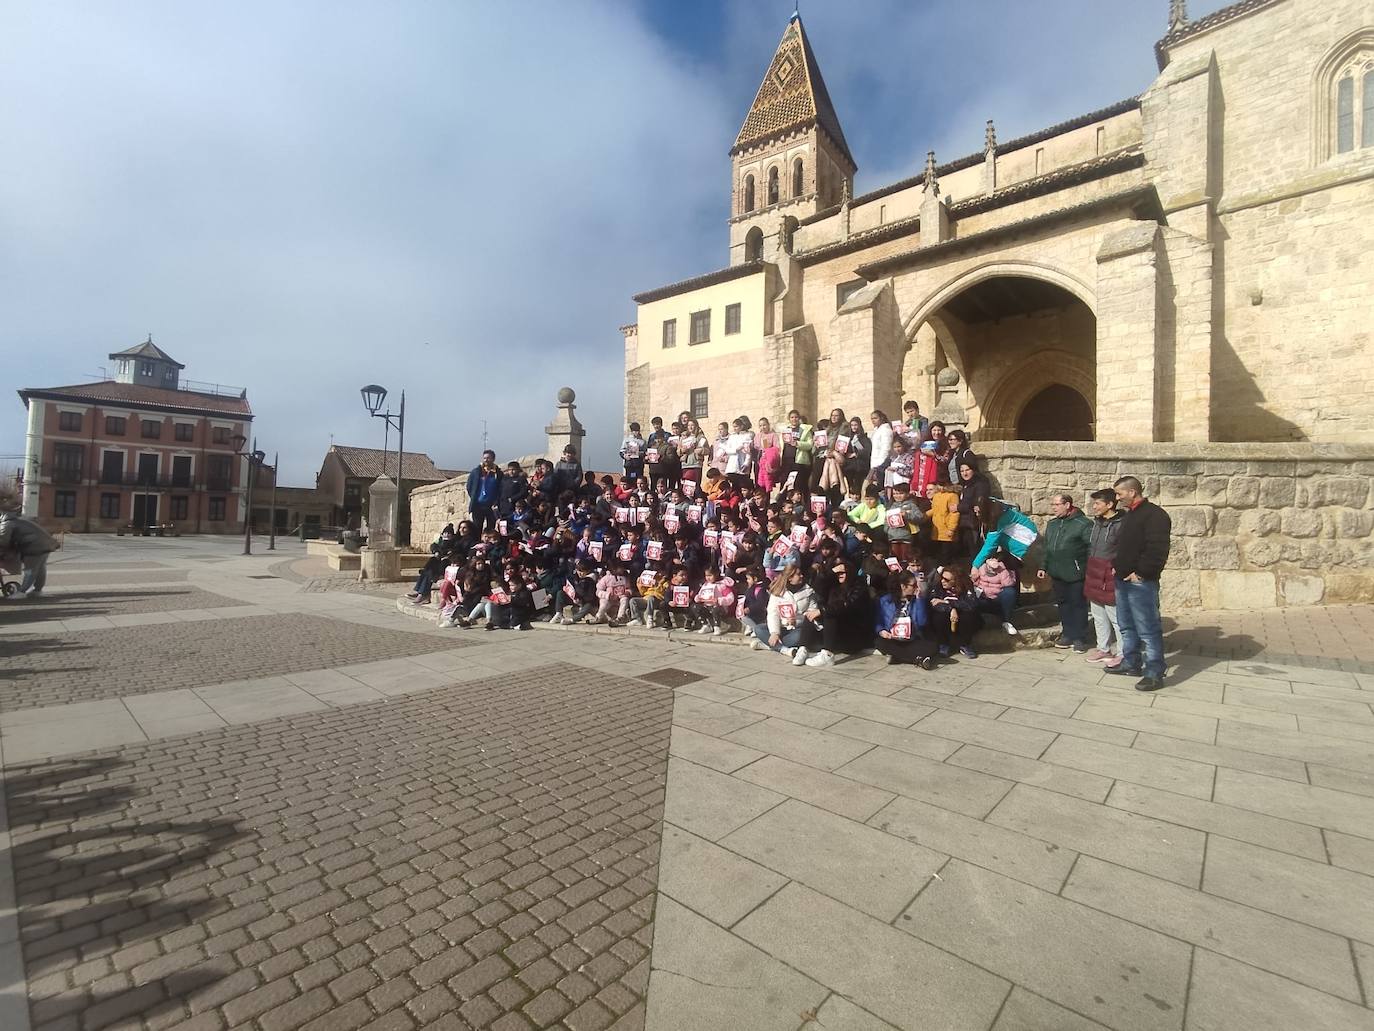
[1,0,1226,483]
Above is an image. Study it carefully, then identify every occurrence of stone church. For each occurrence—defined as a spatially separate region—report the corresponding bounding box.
[622,0,1374,447]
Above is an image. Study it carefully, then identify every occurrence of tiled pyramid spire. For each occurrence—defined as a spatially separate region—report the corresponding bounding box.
[731,13,854,169]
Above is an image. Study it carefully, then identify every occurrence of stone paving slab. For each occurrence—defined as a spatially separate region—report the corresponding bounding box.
[6,662,670,1031]
[0,614,474,711]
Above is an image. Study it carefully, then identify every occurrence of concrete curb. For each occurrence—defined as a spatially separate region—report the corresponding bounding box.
[393,596,1059,651]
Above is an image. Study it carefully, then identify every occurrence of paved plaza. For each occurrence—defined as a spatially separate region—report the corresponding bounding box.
[2,537,1373,1030]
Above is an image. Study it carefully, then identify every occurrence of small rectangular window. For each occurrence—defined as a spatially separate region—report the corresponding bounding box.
[208,497,226,521]
[174,423,194,442]
[662,319,677,349]
[212,426,232,445]
[836,279,866,309]
[105,416,126,435]
[724,304,741,335]
[58,411,82,432]
[1096,126,1106,155]
[690,388,708,420]
[170,496,189,521]
[141,419,162,439]
[1035,147,1045,175]
[54,490,77,518]
[100,493,121,520]
[689,310,710,345]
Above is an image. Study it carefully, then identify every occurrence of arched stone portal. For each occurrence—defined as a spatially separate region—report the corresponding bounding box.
[904,270,1097,441]
[1017,384,1094,440]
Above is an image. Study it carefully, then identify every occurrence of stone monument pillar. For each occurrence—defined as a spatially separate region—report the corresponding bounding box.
[361,475,401,581]
[545,387,586,462]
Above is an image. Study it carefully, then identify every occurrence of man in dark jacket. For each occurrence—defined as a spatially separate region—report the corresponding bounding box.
[1037,493,1092,651]
[466,451,503,534]
[1108,475,1172,691]
[552,446,583,497]
[498,462,529,518]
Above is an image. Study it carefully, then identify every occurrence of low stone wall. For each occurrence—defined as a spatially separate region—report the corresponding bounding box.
[979,441,1374,611]
[409,476,470,548]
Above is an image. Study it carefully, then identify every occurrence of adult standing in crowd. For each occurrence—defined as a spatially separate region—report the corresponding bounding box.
[867,410,893,487]
[679,418,707,486]
[945,429,975,485]
[1084,488,1124,667]
[0,510,58,599]
[841,416,871,496]
[1108,475,1172,691]
[779,410,814,491]
[1038,492,1092,652]
[466,450,503,534]
[954,457,989,558]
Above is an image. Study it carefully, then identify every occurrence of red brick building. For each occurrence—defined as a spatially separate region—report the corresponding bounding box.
[16,339,254,533]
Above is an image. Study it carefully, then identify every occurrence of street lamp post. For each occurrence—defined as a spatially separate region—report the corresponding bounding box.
[359,384,406,539]
[230,434,266,556]
[268,450,279,551]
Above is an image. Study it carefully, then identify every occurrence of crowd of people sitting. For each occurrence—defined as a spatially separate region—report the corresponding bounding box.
[407,401,1172,689]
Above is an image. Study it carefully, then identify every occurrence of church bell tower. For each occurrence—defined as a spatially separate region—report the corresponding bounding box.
[729,12,856,266]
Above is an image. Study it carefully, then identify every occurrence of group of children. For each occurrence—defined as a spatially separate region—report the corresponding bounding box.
[409,403,1014,668]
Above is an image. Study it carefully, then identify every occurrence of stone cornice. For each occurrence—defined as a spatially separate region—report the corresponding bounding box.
[852,185,1161,279]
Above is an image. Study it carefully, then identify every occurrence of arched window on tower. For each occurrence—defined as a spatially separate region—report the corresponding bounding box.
[767,166,779,206]
[792,158,804,198]
[745,226,764,262]
[743,174,755,213]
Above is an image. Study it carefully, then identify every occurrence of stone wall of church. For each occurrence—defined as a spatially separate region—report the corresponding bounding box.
[1212,176,1374,443]
[409,476,469,549]
[1157,0,1374,443]
[980,440,1374,611]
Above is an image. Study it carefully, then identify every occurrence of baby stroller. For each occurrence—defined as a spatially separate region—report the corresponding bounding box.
[0,551,22,597]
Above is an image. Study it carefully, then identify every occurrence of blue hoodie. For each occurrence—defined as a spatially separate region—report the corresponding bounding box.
[874,593,928,634]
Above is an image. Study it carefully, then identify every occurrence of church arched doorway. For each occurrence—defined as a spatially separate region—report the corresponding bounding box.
[1017,384,1093,440]
[903,268,1097,441]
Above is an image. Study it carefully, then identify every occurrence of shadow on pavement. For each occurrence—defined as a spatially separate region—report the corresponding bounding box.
[4,755,251,1027]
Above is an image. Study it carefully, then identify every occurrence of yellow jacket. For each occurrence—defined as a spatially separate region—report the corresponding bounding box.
[930,488,961,542]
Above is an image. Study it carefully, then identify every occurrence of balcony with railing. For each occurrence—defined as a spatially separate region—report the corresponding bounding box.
[95,472,215,489]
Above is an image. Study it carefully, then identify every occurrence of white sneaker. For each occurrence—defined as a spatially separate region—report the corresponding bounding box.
[792,647,809,667]
[712,626,724,636]
[749,638,764,651]
[1002,622,1019,636]
[805,650,835,668]
[438,617,457,629]
[697,625,712,635]
[781,647,796,660]
[550,614,563,625]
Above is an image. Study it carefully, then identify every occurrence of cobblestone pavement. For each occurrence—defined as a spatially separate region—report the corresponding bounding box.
[43,570,192,586]
[0,587,245,629]
[7,663,668,1031]
[0,614,473,711]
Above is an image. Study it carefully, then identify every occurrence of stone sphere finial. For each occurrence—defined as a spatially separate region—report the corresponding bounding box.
[557,387,576,404]
[936,367,961,388]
